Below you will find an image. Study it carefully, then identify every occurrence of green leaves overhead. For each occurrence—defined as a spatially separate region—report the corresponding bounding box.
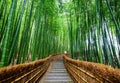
[64,0,120,68]
[0,0,68,67]
[0,0,120,68]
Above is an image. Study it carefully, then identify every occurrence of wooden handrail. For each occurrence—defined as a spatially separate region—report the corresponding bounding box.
[63,55,120,83]
[0,56,51,83]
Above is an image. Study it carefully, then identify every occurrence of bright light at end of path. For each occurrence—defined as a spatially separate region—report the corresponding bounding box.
[64,51,67,54]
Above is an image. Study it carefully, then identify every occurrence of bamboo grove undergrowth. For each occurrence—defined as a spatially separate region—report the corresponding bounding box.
[0,0,120,68]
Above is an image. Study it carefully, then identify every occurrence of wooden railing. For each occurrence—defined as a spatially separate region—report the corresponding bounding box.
[63,55,120,83]
[1,54,120,83]
[0,56,51,83]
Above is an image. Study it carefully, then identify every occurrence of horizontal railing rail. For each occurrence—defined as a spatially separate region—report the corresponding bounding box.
[0,56,51,83]
[63,55,120,83]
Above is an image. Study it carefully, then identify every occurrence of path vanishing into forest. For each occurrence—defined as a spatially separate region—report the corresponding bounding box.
[39,58,73,83]
[0,54,120,83]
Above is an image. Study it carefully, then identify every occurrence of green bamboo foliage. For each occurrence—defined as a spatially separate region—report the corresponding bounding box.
[64,0,120,68]
[0,0,120,68]
[31,0,42,61]
[0,0,17,66]
[8,0,27,65]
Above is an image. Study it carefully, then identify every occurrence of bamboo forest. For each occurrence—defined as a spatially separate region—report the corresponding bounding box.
[0,0,120,82]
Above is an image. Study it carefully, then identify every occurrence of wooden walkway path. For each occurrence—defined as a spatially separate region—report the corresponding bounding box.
[0,54,120,83]
[39,59,73,83]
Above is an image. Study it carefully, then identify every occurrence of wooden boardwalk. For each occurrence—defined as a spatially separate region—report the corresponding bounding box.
[39,59,73,83]
[0,54,119,83]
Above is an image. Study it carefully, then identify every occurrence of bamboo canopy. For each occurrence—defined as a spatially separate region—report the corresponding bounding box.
[0,0,120,68]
